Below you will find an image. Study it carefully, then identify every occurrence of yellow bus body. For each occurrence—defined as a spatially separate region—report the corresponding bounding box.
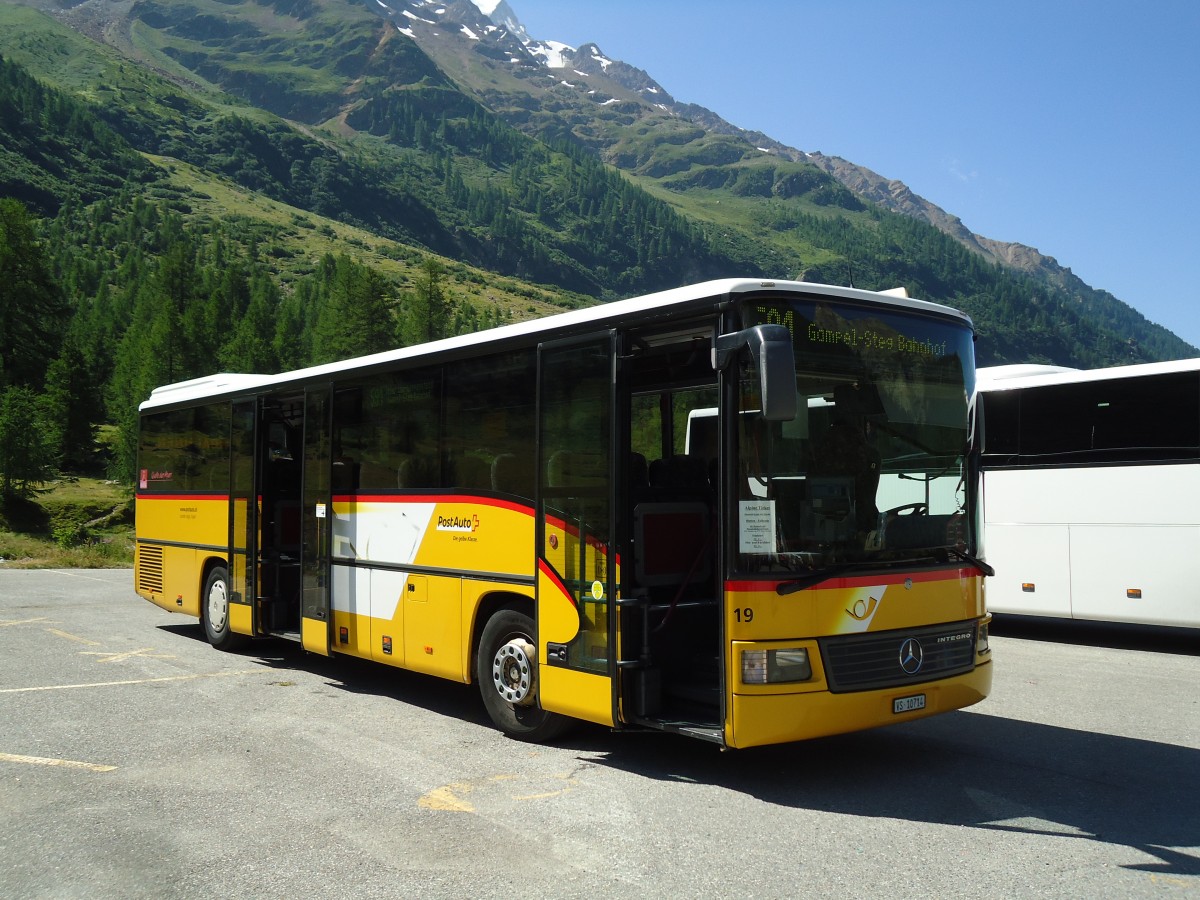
[135,494,228,618]
[136,488,989,748]
[722,571,990,748]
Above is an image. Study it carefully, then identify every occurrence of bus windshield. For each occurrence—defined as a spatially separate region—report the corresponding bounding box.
[736,296,975,574]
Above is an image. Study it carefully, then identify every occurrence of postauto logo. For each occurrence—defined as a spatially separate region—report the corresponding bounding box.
[436,511,480,533]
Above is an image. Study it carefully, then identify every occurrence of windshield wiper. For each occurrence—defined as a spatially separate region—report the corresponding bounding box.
[946,546,995,577]
[776,565,855,595]
[776,546,993,594]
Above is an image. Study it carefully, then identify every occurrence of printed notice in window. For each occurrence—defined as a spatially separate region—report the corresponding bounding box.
[740,500,776,554]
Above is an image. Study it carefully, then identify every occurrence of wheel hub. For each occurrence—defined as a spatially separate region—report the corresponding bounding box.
[207,579,228,630]
[491,638,536,705]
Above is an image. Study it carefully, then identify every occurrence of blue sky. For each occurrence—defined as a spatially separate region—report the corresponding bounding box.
[509,1,1200,353]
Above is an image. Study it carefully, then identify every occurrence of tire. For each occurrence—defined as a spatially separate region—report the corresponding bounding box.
[476,607,572,743]
[202,565,246,651]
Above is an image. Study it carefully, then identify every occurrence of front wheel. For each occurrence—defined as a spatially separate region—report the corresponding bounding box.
[202,566,246,651]
[476,608,571,743]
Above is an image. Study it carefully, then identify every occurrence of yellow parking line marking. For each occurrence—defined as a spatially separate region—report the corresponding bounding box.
[0,617,53,627]
[514,774,578,801]
[1150,875,1194,888]
[0,752,117,773]
[419,783,475,812]
[514,787,574,801]
[417,774,577,811]
[45,628,103,646]
[80,648,174,663]
[0,670,262,694]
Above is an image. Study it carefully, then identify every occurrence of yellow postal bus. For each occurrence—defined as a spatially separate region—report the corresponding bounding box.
[134,278,992,748]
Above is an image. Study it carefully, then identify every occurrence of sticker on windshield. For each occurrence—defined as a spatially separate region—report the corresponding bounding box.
[740,500,776,554]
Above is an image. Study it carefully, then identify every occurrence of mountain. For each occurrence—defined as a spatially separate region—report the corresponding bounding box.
[392,0,1190,363]
[396,3,1120,285]
[0,0,1194,400]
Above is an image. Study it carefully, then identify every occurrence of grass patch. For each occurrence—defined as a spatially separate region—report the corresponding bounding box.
[0,477,133,569]
[0,532,132,569]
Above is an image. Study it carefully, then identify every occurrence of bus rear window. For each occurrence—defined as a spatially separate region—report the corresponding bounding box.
[138,403,230,492]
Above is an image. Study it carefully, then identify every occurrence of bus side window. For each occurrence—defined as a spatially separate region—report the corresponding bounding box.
[332,456,358,492]
[491,453,533,498]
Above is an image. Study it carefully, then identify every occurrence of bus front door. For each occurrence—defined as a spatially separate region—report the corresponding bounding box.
[536,334,618,727]
[300,387,332,655]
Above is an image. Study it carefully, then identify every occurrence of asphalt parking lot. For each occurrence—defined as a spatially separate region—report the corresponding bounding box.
[1,569,1197,899]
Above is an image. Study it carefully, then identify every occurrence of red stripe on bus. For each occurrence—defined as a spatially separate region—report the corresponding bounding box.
[331,494,534,516]
[725,567,977,593]
[538,558,578,609]
[136,493,228,501]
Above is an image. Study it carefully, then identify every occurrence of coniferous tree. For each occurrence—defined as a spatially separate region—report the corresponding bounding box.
[108,303,158,483]
[43,332,99,473]
[0,385,58,497]
[0,198,67,389]
[143,237,201,385]
[205,260,253,360]
[311,255,397,364]
[107,235,206,481]
[73,282,122,388]
[273,288,307,371]
[402,256,452,346]
[220,273,281,374]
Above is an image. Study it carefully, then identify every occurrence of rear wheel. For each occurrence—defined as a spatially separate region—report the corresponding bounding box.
[202,566,246,651]
[476,608,571,742]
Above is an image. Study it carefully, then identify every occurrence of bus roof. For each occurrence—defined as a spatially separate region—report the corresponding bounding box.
[977,357,1200,392]
[141,278,973,411]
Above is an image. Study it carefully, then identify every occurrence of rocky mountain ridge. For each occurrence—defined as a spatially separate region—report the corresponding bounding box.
[394,0,1067,278]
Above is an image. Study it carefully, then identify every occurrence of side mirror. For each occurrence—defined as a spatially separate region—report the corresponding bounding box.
[713,325,797,421]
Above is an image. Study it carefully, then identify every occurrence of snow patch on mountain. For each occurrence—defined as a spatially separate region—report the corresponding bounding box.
[529,39,575,68]
[468,0,532,44]
[589,49,613,70]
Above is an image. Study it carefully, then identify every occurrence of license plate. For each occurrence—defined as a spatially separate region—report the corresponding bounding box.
[893,693,926,714]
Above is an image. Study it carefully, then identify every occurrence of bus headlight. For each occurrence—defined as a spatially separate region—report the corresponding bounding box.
[742,648,812,684]
[977,622,990,654]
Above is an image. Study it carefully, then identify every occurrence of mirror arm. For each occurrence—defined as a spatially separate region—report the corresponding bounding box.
[712,324,797,422]
[711,324,788,371]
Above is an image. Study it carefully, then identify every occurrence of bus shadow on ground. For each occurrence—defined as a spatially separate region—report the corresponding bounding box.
[990,616,1200,656]
[157,621,494,725]
[582,710,1200,878]
[159,621,1198,877]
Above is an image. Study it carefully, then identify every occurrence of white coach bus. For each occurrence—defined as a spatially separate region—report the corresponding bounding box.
[976,360,1200,629]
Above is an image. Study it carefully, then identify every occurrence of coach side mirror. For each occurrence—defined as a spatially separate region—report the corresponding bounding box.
[713,324,797,422]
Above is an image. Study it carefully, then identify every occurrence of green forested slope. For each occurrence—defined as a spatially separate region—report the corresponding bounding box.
[0,0,1193,497]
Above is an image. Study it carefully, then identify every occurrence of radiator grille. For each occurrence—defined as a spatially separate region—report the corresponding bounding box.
[137,545,164,594]
[819,620,977,693]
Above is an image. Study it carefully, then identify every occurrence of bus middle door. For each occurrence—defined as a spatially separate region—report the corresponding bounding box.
[227,399,258,637]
